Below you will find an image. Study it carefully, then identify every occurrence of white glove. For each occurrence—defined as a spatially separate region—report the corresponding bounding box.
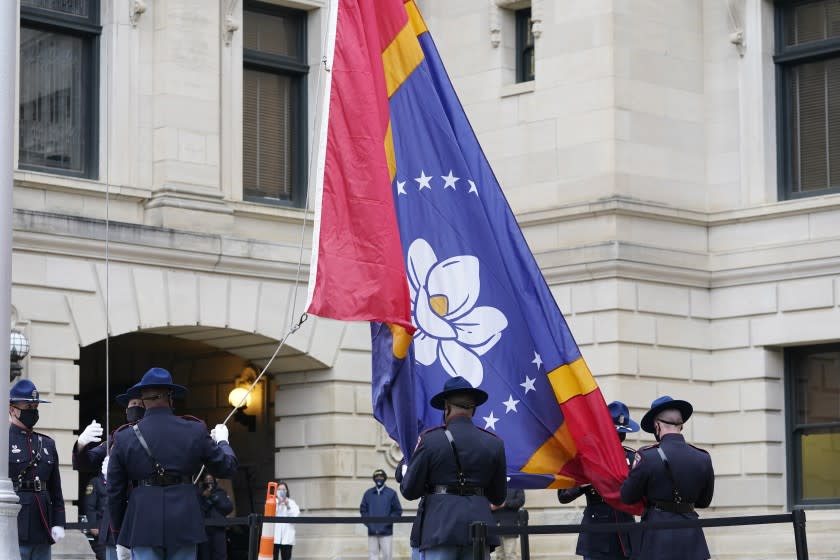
[101,455,110,479]
[78,420,103,447]
[50,526,65,542]
[116,544,131,560]
[211,424,229,444]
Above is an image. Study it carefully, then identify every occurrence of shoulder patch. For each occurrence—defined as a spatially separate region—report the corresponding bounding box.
[85,483,94,495]
[632,452,642,468]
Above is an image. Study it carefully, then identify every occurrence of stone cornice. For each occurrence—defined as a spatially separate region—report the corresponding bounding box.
[13,209,310,281]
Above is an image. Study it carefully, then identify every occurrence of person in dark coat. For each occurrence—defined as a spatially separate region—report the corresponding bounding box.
[73,389,146,560]
[107,367,239,560]
[558,401,639,560]
[360,468,403,560]
[82,459,109,560]
[400,376,507,560]
[490,488,525,560]
[620,396,714,560]
[8,378,66,560]
[197,473,234,560]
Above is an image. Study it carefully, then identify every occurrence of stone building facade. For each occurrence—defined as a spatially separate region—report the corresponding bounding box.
[6,0,840,558]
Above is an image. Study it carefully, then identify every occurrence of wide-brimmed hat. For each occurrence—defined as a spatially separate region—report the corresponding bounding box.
[429,376,488,410]
[115,385,141,407]
[640,395,693,434]
[9,379,50,403]
[126,368,187,398]
[608,401,639,433]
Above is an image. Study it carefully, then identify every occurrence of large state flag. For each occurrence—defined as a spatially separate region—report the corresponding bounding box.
[307,0,640,512]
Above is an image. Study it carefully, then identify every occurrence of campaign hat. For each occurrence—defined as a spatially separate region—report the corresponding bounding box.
[608,400,640,433]
[126,367,187,398]
[9,379,50,403]
[429,376,488,410]
[640,395,693,434]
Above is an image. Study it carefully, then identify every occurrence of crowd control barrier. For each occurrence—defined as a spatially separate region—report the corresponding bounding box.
[65,508,810,560]
[257,482,278,560]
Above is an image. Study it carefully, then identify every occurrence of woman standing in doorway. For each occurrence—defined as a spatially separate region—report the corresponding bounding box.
[272,481,300,560]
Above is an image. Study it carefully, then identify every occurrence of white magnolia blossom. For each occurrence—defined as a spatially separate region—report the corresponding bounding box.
[407,239,508,387]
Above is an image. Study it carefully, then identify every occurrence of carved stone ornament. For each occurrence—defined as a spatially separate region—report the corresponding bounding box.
[129,0,146,27]
[489,0,542,48]
[224,0,241,46]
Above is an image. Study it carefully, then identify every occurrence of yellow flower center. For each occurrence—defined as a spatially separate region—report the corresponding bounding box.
[429,295,449,317]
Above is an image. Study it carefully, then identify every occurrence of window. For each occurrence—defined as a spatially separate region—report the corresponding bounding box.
[515,7,535,83]
[776,0,840,199]
[243,2,308,206]
[785,344,840,505]
[19,0,100,178]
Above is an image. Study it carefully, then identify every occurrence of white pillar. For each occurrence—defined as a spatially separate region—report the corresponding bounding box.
[0,0,22,557]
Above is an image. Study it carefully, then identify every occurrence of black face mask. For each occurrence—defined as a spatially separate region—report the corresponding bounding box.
[374,479,385,488]
[16,408,39,429]
[126,406,145,423]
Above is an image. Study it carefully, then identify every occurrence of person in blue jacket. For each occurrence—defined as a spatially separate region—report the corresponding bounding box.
[107,367,238,560]
[400,376,507,560]
[9,379,66,560]
[360,468,403,560]
[620,396,715,560]
[558,401,639,560]
[197,473,234,560]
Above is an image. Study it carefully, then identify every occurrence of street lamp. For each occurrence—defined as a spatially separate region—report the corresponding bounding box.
[10,328,29,381]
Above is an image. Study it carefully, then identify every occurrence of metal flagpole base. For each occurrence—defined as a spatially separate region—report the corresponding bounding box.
[0,478,21,560]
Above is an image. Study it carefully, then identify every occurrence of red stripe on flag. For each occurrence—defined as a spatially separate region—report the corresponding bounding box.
[307,0,414,331]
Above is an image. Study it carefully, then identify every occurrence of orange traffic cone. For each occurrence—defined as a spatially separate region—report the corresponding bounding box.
[258,482,278,560]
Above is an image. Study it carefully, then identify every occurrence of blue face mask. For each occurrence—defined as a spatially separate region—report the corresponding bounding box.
[375,479,385,488]
[278,489,287,498]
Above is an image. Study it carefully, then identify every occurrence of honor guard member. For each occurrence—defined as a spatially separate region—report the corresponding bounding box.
[558,401,639,560]
[620,396,715,560]
[74,389,144,560]
[73,388,146,473]
[400,376,507,560]
[9,379,66,560]
[107,368,239,560]
[82,457,109,560]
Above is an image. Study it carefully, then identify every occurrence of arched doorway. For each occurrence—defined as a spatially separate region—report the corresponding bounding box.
[75,330,276,520]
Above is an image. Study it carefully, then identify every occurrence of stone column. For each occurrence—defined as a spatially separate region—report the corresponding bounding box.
[0,0,22,557]
[144,0,233,231]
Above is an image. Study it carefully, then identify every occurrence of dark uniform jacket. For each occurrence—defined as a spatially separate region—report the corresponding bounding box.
[197,486,234,534]
[400,414,507,551]
[83,474,116,546]
[491,488,525,527]
[107,408,238,549]
[620,433,714,560]
[360,485,403,536]
[9,425,65,544]
[558,446,636,560]
[73,439,108,473]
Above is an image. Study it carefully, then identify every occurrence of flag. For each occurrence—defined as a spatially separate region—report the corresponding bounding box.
[307,0,640,513]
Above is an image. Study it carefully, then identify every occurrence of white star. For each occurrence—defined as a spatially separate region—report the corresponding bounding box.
[396,180,407,195]
[520,375,536,394]
[503,395,520,413]
[467,180,478,196]
[483,411,499,430]
[415,170,432,190]
[442,170,459,189]
[532,351,543,370]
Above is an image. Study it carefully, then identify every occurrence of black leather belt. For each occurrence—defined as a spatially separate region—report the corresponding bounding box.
[132,474,192,487]
[14,480,43,492]
[431,485,484,496]
[652,500,695,513]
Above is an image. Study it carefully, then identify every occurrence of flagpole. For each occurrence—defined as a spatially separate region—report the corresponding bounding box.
[0,0,22,555]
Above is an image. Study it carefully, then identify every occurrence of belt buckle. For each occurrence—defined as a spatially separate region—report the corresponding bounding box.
[33,479,42,492]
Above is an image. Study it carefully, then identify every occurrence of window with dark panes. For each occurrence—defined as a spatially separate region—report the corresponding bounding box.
[776,0,840,199]
[243,2,308,206]
[515,7,535,83]
[785,345,840,505]
[19,0,100,178]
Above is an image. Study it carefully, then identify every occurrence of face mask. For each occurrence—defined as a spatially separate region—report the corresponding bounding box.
[126,406,145,423]
[278,489,287,498]
[375,479,385,488]
[16,408,39,429]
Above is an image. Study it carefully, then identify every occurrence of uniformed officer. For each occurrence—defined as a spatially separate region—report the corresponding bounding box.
[620,396,714,560]
[107,367,238,560]
[74,389,146,560]
[558,401,639,560]
[400,376,507,560]
[9,378,66,560]
[83,456,109,560]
